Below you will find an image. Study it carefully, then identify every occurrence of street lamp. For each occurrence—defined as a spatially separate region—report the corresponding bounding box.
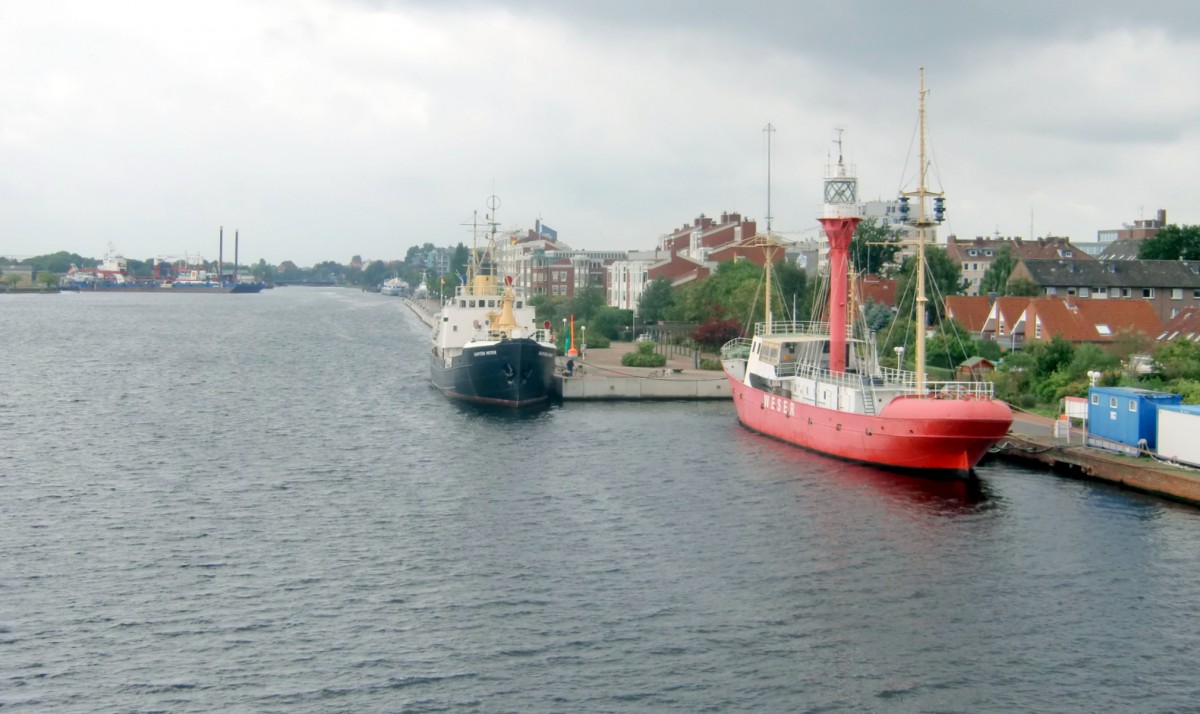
[561,318,567,350]
[581,325,587,360]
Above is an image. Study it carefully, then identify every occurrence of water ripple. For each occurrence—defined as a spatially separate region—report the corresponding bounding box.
[4,290,1200,712]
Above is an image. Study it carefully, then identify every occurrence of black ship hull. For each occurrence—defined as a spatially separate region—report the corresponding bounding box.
[430,338,557,407]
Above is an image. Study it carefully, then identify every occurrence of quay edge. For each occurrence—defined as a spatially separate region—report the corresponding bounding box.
[992,432,1200,507]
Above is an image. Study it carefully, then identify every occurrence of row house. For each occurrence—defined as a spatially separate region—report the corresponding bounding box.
[1157,307,1200,343]
[663,212,758,260]
[1007,259,1200,324]
[493,232,563,296]
[945,295,992,334]
[945,235,1090,296]
[491,229,623,299]
[1015,298,1160,346]
[606,212,758,312]
[546,249,624,297]
[959,295,1161,350]
[608,250,669,311]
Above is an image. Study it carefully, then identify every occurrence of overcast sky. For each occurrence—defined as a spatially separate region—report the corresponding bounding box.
[2,0,1198,265]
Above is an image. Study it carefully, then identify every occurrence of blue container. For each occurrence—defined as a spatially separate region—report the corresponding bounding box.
[1087,386,1182,452]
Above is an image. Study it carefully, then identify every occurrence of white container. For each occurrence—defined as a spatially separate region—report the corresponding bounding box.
[1156,405,1200,468]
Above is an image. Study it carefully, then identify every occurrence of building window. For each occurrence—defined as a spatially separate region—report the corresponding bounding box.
[1067,287,1077,296]
[1194,289,1200,299]
[1143,288,1155,299]
[1091,394,1099,405]
[1046,287,1057,296]
[1129,400,1137,412]
[1121,288,1132,298]
[1172,288,1183,299]
[985,249,994,256]
[1080,287,1090,297]
[1110,396,1118,408]
[1095,287,1107,297]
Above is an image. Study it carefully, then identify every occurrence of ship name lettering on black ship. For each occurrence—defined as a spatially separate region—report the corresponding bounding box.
[478,350,497,356]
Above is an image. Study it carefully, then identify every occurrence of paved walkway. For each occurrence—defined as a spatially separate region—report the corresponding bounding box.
[570,340,719,378]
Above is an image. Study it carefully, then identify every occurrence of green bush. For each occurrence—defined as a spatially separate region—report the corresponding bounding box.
[620,341,667,367]
[582,332,610,349]
[698,358,723,371]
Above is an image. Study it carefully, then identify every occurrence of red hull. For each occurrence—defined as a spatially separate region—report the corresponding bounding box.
[727,373,1013,477]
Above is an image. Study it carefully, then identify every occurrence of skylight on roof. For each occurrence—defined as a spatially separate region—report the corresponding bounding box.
[1096,324,1112,335]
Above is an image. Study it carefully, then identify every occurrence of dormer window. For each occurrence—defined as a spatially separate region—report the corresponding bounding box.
[968,249,978,256]
[985,249,994,256]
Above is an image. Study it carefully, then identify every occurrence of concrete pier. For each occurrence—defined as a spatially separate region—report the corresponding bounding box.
[991,429,1200,507]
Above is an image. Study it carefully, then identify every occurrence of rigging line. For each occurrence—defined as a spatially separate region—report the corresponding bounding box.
[880,257,917,360]
[922,249,973,364]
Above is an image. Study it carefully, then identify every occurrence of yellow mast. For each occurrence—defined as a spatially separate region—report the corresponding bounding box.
[901,67,942,393]
[764,244,773,333]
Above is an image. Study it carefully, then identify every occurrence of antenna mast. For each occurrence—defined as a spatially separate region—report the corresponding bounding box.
[764,123,775,234]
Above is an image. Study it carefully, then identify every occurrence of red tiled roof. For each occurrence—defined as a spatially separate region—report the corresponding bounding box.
[945,295,991,332]
[1158,308,1200,341]
[993,297,1031,328]
[945,237,1093,263]
[856,275,897,307]
[1025,298,1161,343]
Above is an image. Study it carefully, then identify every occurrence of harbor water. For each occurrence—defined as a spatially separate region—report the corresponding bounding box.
[3,288,1200,712]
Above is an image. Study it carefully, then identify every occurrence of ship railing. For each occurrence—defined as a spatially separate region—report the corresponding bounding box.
[777,363,996,398]
[470,327,555,343]
[453,283,529,299]
[720,337,754,360]
[876,366,996,398]
[753,321,855,339]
